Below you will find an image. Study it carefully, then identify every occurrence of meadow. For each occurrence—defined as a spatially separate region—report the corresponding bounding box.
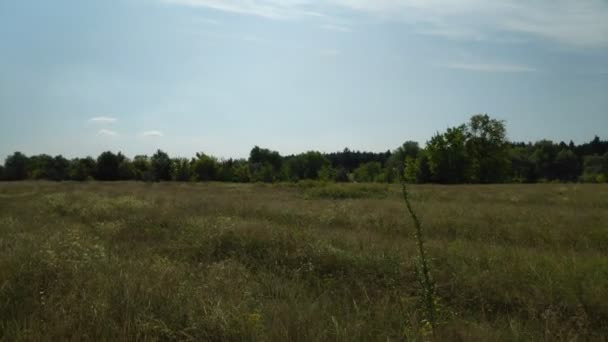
[0,181,606,341]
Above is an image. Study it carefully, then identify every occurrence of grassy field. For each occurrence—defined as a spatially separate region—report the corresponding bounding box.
[0,181,607,341]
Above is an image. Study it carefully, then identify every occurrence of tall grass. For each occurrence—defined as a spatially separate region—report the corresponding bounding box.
[0,181,607,340]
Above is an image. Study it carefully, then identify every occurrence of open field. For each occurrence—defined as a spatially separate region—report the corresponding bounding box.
[0,181,607,341]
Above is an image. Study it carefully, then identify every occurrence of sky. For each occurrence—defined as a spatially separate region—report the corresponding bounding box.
[1,0,607,160]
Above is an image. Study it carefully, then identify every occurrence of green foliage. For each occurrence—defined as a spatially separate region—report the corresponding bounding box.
[400,181,437,334]
[554,149,580,181]
[509,146,537,182]
[192,152,218,181]
[118,158,135,180]
[96,151,125,181]
[282,151,330,181]
[531,140,560,181]
[150,150,172,181]
[426,125,470,183]
[249,146,282,182]
[231,160,251,183]
[353,161,383,182]
[68,157,96,181]
[0,117,605,184]
[249,162,275,183]
[4,152,29,181]
[386,141,420,182]
[171,158,192,182]
[26,154,70,181]
[318,165,336,182]
[132,155,152,181]
[581,153,608,182]
[465,114,510,183]
[404,156,420,183]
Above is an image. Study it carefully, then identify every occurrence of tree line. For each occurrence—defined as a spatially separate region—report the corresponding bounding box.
[1,114,607,184]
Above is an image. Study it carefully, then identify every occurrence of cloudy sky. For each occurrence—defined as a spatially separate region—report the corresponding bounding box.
[1,0,607,159]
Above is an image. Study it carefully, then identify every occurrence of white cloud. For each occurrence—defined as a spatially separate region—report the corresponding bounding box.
[163,0,608,48]
[161,0,323,20]
[89,116,117,124]
[320,24,352,32]
[98,129,118,136]
[333,0,608,48]
[140,130,164,137]
[441,62,537,73]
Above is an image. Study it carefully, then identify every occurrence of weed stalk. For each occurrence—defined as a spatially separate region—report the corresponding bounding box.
[400,179,437,334]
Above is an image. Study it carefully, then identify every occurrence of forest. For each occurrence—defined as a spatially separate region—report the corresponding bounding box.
[2,115,607,184]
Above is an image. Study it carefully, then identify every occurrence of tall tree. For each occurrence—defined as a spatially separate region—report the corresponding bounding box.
[531,140,559,181]
[353,161,383,182]
[132,155,152,181]
[509,145,536,182]
[248,146,282,182]
[581,153,608,182]
[192,152,218,181]
[27,154,54,180]
[465,114,509,183]
[282,151,330,181]
[150,150,172,181]
[171,158,192,182]
[387,141,420,182]
[554,149,580,181]
[96,151,125,181]
[118,158,135,180]
[68,157,96,181]
[4,152,29,181]
[49,155,70,181]
[426,125,469,183]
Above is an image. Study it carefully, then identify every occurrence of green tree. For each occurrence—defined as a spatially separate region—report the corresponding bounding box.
[334,166,349,182]
[68,157,96,181]
[581,153,608,182]
[132,155,152,181]
[282,151,330,181]
[171,158,192,182]
[27,154,54,180]
[250,162,275,183]
[404,156,420,183]
[387,141,420,182]
[231,160,250,183]
[49,155,70,181]
[318,165,336,182]
[248,146,282,182]
[426,125,469,183]
[150,150,172,181]
[4,152,29,180]
[0,164,5,180]
[509,146,536,182]
[531,140,559,181]
[192,152,218,181]
[118,158,135,180]
[353,161,383,182]
[465,114,509,183]
[554,149,580,181]
[96,151,126,181]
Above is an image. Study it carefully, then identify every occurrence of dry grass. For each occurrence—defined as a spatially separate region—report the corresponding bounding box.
[0,181,607,341]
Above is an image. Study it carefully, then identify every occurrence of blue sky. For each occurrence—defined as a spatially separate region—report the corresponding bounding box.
[1,0,607,160]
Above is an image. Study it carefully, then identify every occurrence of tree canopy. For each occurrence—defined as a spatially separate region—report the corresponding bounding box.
[2,115,607,184]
